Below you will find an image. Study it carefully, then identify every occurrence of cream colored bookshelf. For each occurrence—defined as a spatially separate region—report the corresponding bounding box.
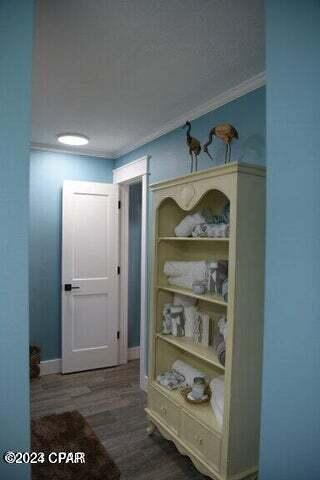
[145,162,266,480]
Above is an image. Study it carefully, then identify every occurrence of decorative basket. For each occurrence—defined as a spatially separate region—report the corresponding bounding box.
[30,345,41,379]
[179,384,211,405]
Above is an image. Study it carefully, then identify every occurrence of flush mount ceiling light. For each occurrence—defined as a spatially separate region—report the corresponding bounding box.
[57,133,89,146]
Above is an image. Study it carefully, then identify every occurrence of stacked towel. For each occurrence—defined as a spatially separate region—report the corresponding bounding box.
[210,376,224,429]
[174,206,229,238]
[168,276,194,289]
[174,212,205,237]
[164,260,208,290]
[192,223,229,238]
[164,260,207,278]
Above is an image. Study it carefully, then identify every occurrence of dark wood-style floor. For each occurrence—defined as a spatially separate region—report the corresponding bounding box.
[31,360,207,480]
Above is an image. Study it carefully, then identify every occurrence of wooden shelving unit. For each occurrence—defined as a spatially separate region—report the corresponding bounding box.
[156,334,225,371]
[157,285,228,307]
[151,380,221,432]
[158,236,229,242]
[146,162,266,480]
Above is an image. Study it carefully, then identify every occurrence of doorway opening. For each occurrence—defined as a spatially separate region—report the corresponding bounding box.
[113,156,149,391]
[128,182,142,361]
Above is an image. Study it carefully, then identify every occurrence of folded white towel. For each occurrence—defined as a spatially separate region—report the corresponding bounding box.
[164,260,208,280]
[172,359,207,387]
[168,275,194,290]
[175,212,205,237]
[210,376,224,429]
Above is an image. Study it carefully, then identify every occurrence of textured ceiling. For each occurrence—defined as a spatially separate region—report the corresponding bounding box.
[32,0,265,158]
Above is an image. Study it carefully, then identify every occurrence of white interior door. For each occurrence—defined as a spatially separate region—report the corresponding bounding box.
[62,180,120,373]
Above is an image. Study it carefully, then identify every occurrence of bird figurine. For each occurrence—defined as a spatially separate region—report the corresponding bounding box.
[183,121,201,173]
[203,123,239,164]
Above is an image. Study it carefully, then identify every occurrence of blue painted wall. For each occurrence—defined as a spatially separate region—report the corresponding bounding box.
[116,87,266,179]
[115,87,266,368]
[260,2,320,479]
[29,150,114,361]
[128,183,142,348]
[0,1,34,478]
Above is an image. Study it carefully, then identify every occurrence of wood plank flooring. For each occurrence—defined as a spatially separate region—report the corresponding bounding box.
[31,360,207,479]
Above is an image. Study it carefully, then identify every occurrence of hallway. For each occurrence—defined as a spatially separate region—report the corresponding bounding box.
[31,361,206,480]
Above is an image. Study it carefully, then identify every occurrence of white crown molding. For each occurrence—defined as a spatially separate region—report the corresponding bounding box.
[31,142,117,159]
[113,71,266,158]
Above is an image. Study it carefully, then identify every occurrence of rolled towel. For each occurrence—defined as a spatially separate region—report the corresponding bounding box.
[164,260,207,280]
[210,376,224,429]
[175,212,205,237]
[172,359,207,387]
[168,275,194,290]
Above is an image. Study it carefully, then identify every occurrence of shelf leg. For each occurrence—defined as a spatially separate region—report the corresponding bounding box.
[147,421,156,435]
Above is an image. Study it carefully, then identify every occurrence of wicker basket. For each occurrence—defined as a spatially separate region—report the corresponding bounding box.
[30,345,41,379]
[179,384,211,405]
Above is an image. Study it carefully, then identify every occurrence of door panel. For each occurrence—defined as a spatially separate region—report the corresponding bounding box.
[73,193,109,278]
[72,294,109,350]
[62,181,119,373]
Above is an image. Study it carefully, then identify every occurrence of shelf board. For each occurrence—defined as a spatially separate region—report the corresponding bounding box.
[157,334,225,371]
[157,285,228,307]
[158,236,229,242]
[152,381,222,434]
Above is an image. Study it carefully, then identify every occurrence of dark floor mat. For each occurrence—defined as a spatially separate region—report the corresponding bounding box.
[31,410,121,480]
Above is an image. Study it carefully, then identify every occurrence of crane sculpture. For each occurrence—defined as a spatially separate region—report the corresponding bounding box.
[204,123,239,164]
[183,121,201,173]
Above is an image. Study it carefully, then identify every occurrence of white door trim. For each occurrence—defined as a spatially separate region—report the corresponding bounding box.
[113,156,149,391]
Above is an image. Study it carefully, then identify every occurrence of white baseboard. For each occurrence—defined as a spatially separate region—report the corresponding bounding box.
[40,349,140,376]
[128,346,140,361]
[40,358,62,376]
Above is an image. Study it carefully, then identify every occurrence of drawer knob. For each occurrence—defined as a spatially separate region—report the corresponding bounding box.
[194,435,203,446]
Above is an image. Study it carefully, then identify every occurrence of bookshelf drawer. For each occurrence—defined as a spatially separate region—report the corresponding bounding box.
[148,384,180,434]
[181,411,221,471]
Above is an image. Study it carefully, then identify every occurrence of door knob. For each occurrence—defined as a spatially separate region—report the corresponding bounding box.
[64,284,80,291]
